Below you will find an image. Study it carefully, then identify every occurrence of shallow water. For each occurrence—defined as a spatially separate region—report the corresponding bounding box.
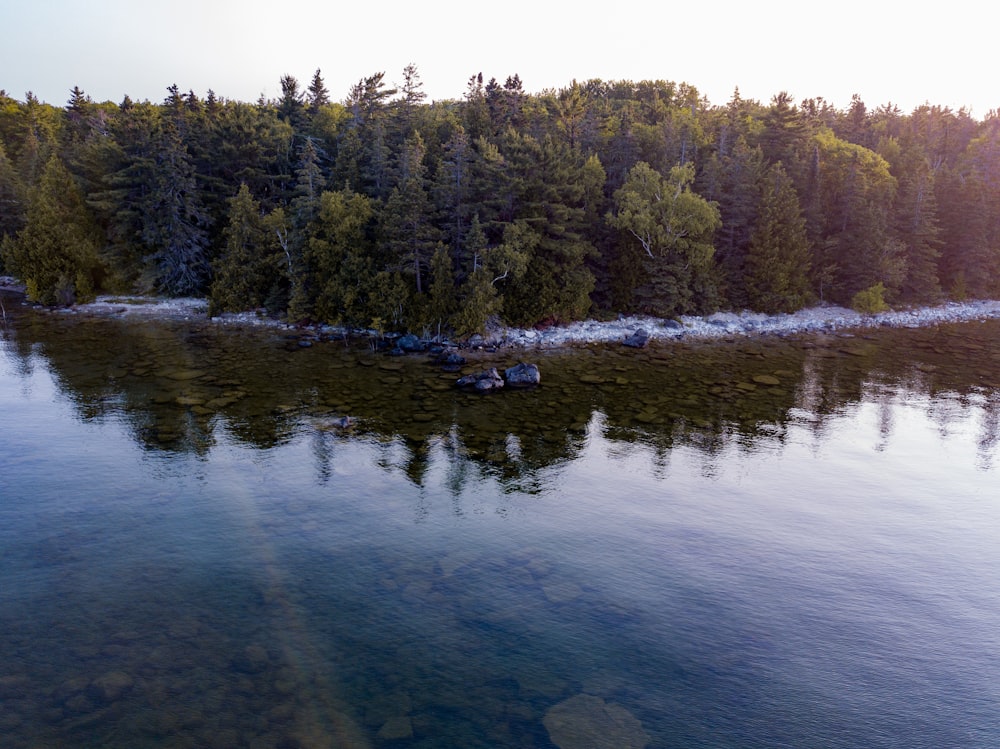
[1,296,999,748]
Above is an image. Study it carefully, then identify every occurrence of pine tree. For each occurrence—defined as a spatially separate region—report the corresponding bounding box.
[381,132,438,294]
[499,132,596,325]
[2,154,103,304]
[142,120,211,295]
[745,163,812,312]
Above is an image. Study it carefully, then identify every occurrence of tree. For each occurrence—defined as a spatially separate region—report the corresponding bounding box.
[396,62,426,134]
[277,74,305,129]
[381,132,438,294]
[499,131,597,325]
[2,154,103,304]
[306,69,330,111]
[142,119,212,295]
[701,134,765,307]
[744,163,811,312]
[453,219,530,336]
[878,134,942,302]
[808,128,898,302]
[302,188,377,326]
[426,243,456,336]
[0,141,25,242]
[609,161,721,316]
[210,183,276,314]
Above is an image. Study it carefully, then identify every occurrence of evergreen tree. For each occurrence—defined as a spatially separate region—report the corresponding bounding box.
[879,135,942,302]
[702,134,765,307]
[2,154,103,304]
[745,163,811,312]
[210,183,275,314]
[499,131,596,325]
[808,128,898,302]
[306,69,330,111]
[277,74,305,129]
[142,120,211,295]
[426,243,457,336]
[381,132,438,295]
[0,141,25,242]
[302,188,377,326]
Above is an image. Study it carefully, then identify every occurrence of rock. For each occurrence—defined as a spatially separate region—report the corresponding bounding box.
[622,329,649,348]
[396,333,425,352]
[431,350,467,372]
[504,362,541,387]
[543,694,649,749]
[87,671,133,704]
[456,368,505,391]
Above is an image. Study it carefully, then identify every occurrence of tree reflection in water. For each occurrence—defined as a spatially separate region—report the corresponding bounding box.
[4,293,1000,486]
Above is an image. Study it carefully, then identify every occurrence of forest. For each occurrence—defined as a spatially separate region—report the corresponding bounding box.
[1,66,999,336]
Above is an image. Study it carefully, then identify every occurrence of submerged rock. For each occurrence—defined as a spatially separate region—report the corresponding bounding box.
[543,694,649,749]
[504,362,541,386]
[456,368,505,391]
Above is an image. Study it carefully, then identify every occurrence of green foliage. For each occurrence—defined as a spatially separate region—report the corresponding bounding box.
[299,188,378,326]
[608,161,720,316]
[745,163,811,313]
[851,282,890,314]
[210,183,277,315]
[1,154,103,304]
[425,243,456,335]
[0,141,26,243]
[5,77,1000,331]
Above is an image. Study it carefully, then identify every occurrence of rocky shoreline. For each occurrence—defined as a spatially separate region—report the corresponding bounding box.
[5,276,1000,350]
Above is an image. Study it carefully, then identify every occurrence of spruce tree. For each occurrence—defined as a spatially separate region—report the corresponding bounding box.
[2,154,103,304]
[745,163,811,313]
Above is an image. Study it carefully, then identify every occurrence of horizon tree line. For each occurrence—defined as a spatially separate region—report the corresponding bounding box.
[2,67,999,335]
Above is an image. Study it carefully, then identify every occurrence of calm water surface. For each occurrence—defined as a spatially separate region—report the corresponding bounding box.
[1,294,999,748]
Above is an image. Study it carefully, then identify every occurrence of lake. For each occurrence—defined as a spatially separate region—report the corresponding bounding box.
[1,292,999,748]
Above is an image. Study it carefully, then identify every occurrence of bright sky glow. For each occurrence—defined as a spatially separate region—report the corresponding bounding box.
[2,0,996,116]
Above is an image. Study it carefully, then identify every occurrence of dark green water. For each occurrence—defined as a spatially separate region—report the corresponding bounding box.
[2,295,999,748]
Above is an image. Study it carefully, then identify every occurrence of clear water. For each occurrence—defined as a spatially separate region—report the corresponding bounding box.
[1,296,999,748]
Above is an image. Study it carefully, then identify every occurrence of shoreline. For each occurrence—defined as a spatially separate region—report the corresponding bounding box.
[5,278,1000,348]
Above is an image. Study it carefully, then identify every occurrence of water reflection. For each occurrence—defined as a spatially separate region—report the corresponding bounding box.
[3,293,999,482]
[3,292,1000,748]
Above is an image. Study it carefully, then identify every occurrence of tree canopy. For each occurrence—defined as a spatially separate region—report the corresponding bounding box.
[3,72,1000,334]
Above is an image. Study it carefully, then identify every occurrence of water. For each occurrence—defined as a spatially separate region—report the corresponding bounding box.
[1,295,999,748]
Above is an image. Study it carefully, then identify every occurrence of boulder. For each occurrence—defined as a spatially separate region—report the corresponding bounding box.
[543,694,649,749]
[504,362,541,386]
[456,368,505,391]
[622,329,650,348]
[396,334,425,352]
[431,350,467,372]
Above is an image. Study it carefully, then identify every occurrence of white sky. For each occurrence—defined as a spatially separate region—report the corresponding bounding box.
[2,0,996,116]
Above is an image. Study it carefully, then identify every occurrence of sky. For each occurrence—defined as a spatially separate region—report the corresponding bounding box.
[2,0,996,117]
